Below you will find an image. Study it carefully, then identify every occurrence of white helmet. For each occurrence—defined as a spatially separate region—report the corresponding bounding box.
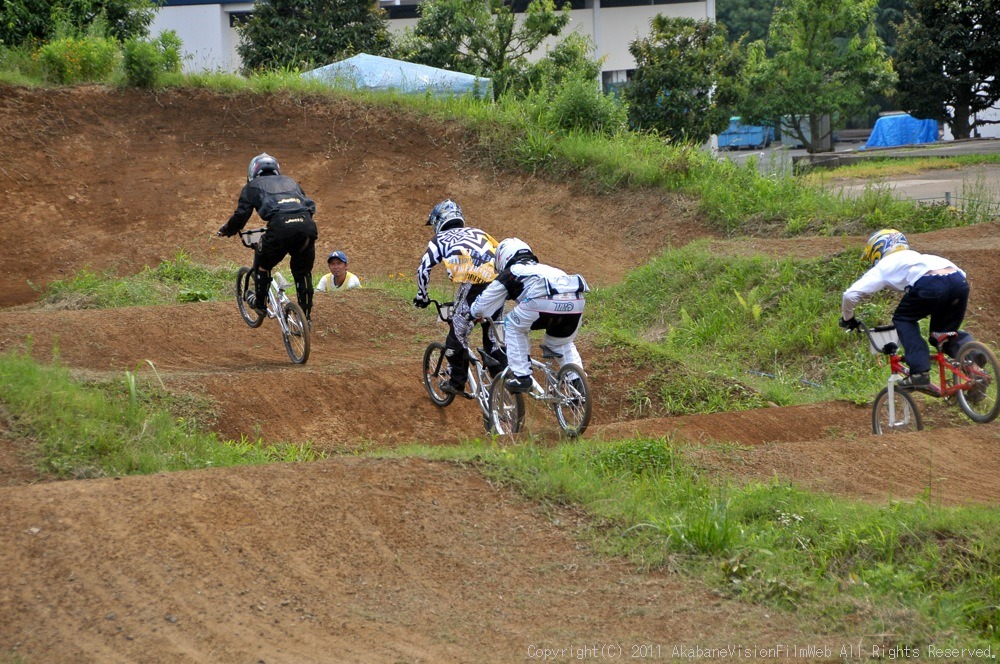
[495,238,535,273]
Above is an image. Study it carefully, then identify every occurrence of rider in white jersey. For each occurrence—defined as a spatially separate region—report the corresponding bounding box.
[471,238,589,393]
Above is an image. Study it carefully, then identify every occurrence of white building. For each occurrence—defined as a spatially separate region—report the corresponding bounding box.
[150,0,713,89]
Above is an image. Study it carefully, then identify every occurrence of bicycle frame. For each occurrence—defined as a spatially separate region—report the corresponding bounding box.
[863,322,980,399]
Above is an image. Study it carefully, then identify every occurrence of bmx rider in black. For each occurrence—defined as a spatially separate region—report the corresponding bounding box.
[217,153,318,322]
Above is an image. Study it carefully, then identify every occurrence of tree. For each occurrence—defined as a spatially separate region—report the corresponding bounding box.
[717,0,776,46]
[895,0,1000,140]
[237,0,391,73]
[740,0,895,152]
[623,16,746,144]
[0,0,154,45]
[392,0,571,97]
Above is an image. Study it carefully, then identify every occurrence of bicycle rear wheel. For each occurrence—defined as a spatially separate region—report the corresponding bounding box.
[488,372,525,435]
[554,363,591,438]
[281,301,310,364]
[422,342,455,407]
[871,386,922,435]
[235,267,264,328]
[955,341,1000,423]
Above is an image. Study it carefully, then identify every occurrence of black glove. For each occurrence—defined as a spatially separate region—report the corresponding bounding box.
[413,296,430,309]
[839,316,860,330]
[217,225,233,237]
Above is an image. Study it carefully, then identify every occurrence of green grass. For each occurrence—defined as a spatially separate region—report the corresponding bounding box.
[585,241,903,413]
[0,349,321,478]
[41,251,235,309]
[805,154,1000,181]
[383,437,1000,649]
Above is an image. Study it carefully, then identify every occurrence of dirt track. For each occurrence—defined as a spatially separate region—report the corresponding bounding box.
[1,85,999,662]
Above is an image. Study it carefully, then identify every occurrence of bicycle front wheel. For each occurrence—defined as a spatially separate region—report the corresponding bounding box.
[488,372,524,435]
[281,301,310,365]
[871,386,922,435]
[235,267,264,328]
[554,363,592,438]
[955,341,1000,423]
[422,342,455,407]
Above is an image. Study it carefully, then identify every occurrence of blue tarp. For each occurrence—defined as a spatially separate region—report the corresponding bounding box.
[302,53,492,99]
[864,114,938,149]
[717,117,774,149]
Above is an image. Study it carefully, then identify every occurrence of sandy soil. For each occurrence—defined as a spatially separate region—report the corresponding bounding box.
[1,85,998,662]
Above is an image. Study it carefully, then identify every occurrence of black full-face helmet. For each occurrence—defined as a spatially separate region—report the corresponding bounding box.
[247,153,280,182]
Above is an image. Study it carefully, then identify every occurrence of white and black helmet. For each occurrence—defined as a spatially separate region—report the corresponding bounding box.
[247,153,280,182]
[426,199,465,235]
[495,237,535,273]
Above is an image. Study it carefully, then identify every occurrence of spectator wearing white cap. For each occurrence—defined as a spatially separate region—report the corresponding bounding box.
[316,251,360,291]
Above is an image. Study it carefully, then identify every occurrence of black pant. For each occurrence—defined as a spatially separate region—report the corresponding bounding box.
[893,271,970,373]
[446,282,505,388]
[253,232,316,319]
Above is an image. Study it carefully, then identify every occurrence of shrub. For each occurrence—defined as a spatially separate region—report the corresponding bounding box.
[122,31,183,87]
[37,35,119,84]
[541,72,627,135]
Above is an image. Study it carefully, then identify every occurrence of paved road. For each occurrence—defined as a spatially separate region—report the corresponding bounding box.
[720,138,1000,205]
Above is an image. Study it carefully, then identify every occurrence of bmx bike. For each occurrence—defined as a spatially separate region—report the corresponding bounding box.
[421,300,520,434]
[235,228,310,365]
[854,319,999,434]
[489,344,592,438]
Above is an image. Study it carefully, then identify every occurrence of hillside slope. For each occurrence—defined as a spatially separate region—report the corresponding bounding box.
[1,85,998,661]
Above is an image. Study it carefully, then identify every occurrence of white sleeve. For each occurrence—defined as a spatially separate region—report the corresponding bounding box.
[471,280,508,319]
[841,267,886,320]
[315,274,331,292]
[347,274,361,289]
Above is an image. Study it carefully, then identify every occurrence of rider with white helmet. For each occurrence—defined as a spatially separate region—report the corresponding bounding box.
[218,153,318,323]
[414,199,505,395]
[471,237,589,393]
[841,228,972,389]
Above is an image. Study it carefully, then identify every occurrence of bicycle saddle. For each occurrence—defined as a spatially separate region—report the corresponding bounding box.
[930,330,958,348]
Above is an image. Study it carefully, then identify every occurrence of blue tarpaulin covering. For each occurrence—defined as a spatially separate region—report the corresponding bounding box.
[864,114,938,149]
[302,53,492,99]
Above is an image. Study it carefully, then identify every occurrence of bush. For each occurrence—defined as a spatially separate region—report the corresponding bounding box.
[37,35,119,84]
[122,31,183,88]
[542,73,627,135]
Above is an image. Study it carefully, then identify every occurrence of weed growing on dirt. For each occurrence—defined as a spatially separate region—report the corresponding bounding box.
[586,242,903,412]
[388,437,1000,648]
[0,350,321,477]
[803,155,1000,182]
[41,251,234,308]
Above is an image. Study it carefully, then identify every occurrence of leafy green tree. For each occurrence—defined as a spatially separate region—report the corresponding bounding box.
[392,0,571,97]
[740,0,895,152]
[895,0,1000,140]
[237,0,391,73]
[623,16,746,144]
[717,0,776,45]
[0,0,154,45]
[513,32,602,96]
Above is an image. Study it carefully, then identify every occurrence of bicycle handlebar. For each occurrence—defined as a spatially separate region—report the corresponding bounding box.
[851,318,900,355]
[238,228,267,249]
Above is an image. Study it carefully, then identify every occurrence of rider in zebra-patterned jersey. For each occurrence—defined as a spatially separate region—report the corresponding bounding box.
[413,199,506,396]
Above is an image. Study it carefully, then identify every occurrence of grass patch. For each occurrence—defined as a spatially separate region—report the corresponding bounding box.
[385,437,1000,648]
[585,241,903,413]
[804,154,1000,181]
[41,251,235,309]
[0,349,321,478]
